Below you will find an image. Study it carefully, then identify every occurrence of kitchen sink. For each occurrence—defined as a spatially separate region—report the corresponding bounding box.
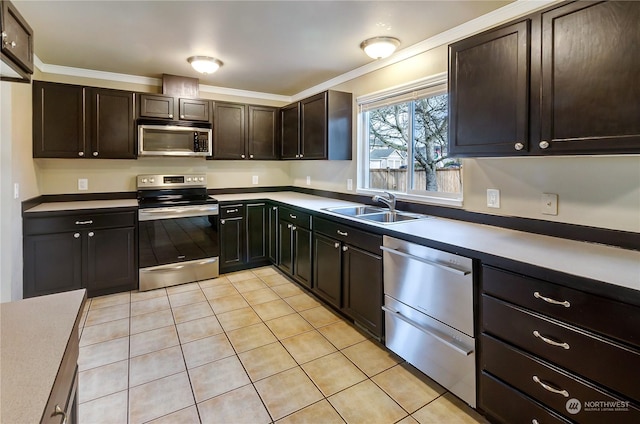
[324,206,431,224]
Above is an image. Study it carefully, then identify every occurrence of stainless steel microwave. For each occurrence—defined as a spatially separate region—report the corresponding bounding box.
[138,123,212,157]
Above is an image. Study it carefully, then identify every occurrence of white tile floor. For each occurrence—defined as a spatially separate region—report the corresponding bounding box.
[77,266,488,424]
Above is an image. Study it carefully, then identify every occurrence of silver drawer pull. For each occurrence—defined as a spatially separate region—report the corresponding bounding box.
[73,233,80,239]
[88,232,94,237]
[337,230,348,236]
[533,330,570,350]
[287,223,292,229]
[75,220,93,225]
[379,246,470,276]
[532,375,569,398]
[532,420,540,424]
[227,209,238,213]
[290,214,297,219]
[292,226,297,231]
[334,242,340,248]
[342,245,348,252]
[534,292,570,308]
[272,206,277,211]
[382,305,473,356]
[53,404,68,424]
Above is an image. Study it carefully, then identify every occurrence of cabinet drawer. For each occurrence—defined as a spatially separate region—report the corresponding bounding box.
[482,294,640,402]
[482,334,640,423]
[314,217,382,254]
[280,207,311,229]
[483,265,640,349]
[24,211,136,235]
[220,204,244,219]
[480,372,570,424]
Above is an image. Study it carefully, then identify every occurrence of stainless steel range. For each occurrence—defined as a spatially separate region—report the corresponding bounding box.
[137,174,219,291]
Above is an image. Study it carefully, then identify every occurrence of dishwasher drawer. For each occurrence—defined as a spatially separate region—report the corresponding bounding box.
[381,236,474,337]
[383,295,476,407]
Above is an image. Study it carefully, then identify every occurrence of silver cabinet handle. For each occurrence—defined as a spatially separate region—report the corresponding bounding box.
[295,154,300,158]
[532,420,540,424]
[220,219,225,224]
[532,375,569,398]
[272,206,277,211]
[334,242,340,248]
[533,331,570,350]
[337,230,348,236]
[250,154,254,158]
[382,305,473,356]
[287,223,292,229]
[53,404,68,424]
[514,142,524,151]
[227,209,239,213]
[78,151,84,156]
[75,220,93,225]
[88,232,94,237]
[379,246,471,276]
[180,114,185,119]
[93,151,98,156]
[342,245,348,251]
[241,154,245,158]
[73,233,80,238]
[539,141,550,149]
[292,226,297,231]
[289,214,297,219]
[168,114,173,119]
[299,154,304,158]
[534,292,570,308]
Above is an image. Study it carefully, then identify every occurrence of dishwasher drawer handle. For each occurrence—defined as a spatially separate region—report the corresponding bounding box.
[532,376,569,398]
[380,246,470,276]
[534,292,570,308]
[533,331,570,350]
[381,305,473,356]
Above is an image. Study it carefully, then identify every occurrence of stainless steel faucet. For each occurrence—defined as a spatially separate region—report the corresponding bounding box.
[372,192,397,212]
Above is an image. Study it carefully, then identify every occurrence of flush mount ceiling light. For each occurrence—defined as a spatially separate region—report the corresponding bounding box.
[187,56,223,74]
[360,36,401,59]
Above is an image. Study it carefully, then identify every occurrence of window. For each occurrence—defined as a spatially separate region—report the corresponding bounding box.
[358,74,462,206]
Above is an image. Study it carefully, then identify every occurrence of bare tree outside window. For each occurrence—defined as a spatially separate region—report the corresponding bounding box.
[366,92,461,194]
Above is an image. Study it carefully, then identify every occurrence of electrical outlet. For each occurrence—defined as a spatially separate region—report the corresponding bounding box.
[13,183,19,199]
[487,189,500,208]
[78,178,88,191]
[306,176,311,185]
[347,179,353,191]
[541,193,558,215]
[252,175,259,185]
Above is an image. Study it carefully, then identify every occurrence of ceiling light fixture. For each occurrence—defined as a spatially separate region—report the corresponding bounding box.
[360,36,401,59]
[187,56,223,74]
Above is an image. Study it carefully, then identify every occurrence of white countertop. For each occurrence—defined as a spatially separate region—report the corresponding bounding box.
[215,192,640,292]
[25,199,138,213]
[1,290,86,424]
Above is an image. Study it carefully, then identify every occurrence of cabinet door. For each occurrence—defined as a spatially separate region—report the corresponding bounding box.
[33,81,85,158]
[300,92,327,159]
[179,98,209,121]
[248,105,279,159]
[23,232,83,298]
[1,0,33,75]
[313,233,342,308]
[278,220,293,276]
[267,205,279,264]
[213,102,247,159]
[139,94,175,119]
[86,88,135,159]
[85,227,137,296]
[280,103,300,159]
[293,226,312,289]
[539,1,640,154]
[220,217,245,270]
[246,203,267,264]
[448,20,530,156]
[343,245,383,337]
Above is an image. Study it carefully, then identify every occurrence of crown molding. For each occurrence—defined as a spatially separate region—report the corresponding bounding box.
[32,0,559,104]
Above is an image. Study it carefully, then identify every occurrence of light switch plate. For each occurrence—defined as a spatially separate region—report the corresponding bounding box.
[13,183,19,199]
[487,189,500,208]
[306,176,311,185]
[347,179,353,191]
[541,193,558,215]
[252,175,259,185]
[78,178,88,191]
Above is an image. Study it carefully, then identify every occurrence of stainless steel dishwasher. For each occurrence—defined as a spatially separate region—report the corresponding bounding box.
[381,236,476,407]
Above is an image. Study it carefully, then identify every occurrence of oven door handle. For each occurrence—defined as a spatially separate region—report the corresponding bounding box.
[380,246,470,276]
[382,305,474,356]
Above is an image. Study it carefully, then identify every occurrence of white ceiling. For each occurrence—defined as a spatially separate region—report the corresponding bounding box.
[16,1,513,97]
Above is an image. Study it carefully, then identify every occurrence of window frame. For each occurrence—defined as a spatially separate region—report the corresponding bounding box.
[356,72,463,208]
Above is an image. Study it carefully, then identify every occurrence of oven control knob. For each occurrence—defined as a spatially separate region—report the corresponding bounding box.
[141,178,148,183]
[187,177,192,182]
[149,178,155,183]
[199,177,204,182]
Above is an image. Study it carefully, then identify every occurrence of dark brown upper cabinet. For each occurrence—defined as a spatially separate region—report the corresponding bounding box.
[280,90,352,160]
[449,20,530,156]
[138,93,210,122]
[211,101,279,160]
[0,0,33,83]
[449,0,640,157]
[33,81,136,159]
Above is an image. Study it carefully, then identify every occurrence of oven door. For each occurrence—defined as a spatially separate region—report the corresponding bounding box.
[138,205,219,290]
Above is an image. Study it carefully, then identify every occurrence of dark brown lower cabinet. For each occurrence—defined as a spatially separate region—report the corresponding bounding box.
[219,211,245,271]
[246,203,267,264]
[277,207,312,288]
[220,202,272,273]
[23,209,138,298]
[267,204,279,264]
[342,244,382,337]
[313,233,342,308]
